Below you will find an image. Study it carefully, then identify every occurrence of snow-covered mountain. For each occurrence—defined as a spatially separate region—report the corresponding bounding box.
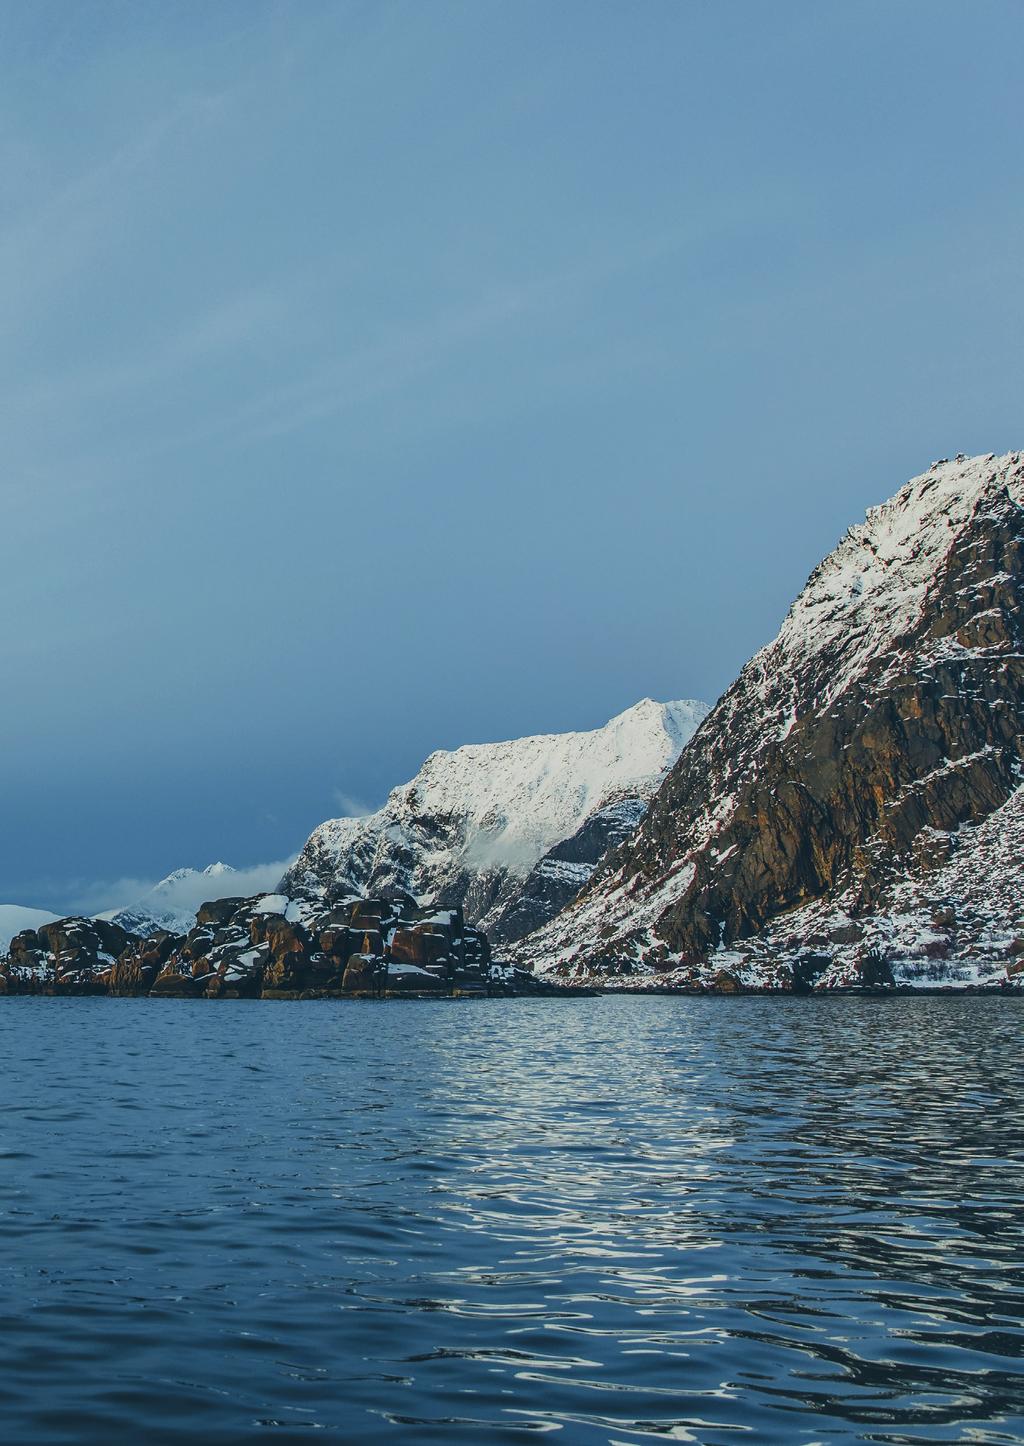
[106,863,237,937]
[515,452,1024,988]
[282,698,708,944]
[0,905,58,954]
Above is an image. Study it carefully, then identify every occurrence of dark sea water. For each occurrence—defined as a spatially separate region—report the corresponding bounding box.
[0,996,1021,1446]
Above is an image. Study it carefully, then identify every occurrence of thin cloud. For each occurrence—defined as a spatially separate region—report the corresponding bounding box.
[2,271,332,419]
[331,791,376,819]
[158,228,697,455]
[0,89,234,337]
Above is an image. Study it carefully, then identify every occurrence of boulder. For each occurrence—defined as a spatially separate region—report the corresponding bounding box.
[855,951,895,988]
[196,898,248,927]
[342,954,384,993]
[387,964,445,992]
[390,924,451,970]
[150,969,203,997]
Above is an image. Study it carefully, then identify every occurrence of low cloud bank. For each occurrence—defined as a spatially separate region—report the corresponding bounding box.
[66,858,298,919]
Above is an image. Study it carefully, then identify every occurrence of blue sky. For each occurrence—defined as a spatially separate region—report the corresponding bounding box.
[2,0,1023,911]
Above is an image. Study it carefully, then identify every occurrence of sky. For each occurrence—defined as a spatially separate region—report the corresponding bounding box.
[2,0,1023,912]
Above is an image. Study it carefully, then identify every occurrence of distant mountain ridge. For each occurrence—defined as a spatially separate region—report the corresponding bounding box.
[513,452,1024,990]
[282,698,708,944]
[106,863,237,937]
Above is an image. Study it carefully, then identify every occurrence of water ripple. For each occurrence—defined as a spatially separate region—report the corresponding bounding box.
[0,995,1021,1444]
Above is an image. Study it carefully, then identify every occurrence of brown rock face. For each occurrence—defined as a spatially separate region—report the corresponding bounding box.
[161,895,490,996]
[390,922,454,969]
[196,898,248,927]
[5,917,137,993]
[342,954,384,993]
[150,969,203,997]
[106,932,181,995]
[650,483,1024,959]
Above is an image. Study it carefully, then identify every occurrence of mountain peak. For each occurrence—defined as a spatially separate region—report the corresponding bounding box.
[765,451,1024,714]
[109,863,238,937]
[283,696,708,944]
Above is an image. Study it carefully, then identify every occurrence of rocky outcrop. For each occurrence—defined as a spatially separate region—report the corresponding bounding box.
[0,891,559,998]
[5,917,138,993]
[516,453,1024,990]
[282,698,707,945]
[107,931,181,995]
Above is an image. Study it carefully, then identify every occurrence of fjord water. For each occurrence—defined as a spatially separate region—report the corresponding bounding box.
[1,999,1021,1445]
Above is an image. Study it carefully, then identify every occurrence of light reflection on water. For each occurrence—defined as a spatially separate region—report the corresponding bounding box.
[0,995,1021,1444]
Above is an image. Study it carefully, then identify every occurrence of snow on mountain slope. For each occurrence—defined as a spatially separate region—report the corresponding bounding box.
[282,699,708,944]
[515,452,1024,982]
[107,863,237,937]
[705,780,1024,990]
[0,905,58,953]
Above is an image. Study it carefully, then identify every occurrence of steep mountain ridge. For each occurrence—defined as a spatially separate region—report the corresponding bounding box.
[515,452,1024,985]
[282,698,708,944]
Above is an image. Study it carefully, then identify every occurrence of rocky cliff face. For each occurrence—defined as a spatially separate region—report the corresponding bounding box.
[282,698,707,944]
[515,452,1024,989]
[4,916,138,993]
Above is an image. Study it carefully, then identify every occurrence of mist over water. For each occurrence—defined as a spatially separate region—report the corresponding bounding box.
[0,996,1021,1444]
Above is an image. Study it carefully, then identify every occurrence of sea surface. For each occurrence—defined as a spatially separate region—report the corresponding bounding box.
[0,996,1021,1445]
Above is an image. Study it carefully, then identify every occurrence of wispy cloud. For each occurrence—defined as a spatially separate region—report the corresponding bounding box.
[331,790,376,819]
[4,279,308,415]
[0,88,234,338]
[161,228,695,455]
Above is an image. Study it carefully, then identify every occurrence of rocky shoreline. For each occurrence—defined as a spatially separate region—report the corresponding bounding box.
[0,892,578,1000]
[593,982,1020,996]
[2,883,1017,1001]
